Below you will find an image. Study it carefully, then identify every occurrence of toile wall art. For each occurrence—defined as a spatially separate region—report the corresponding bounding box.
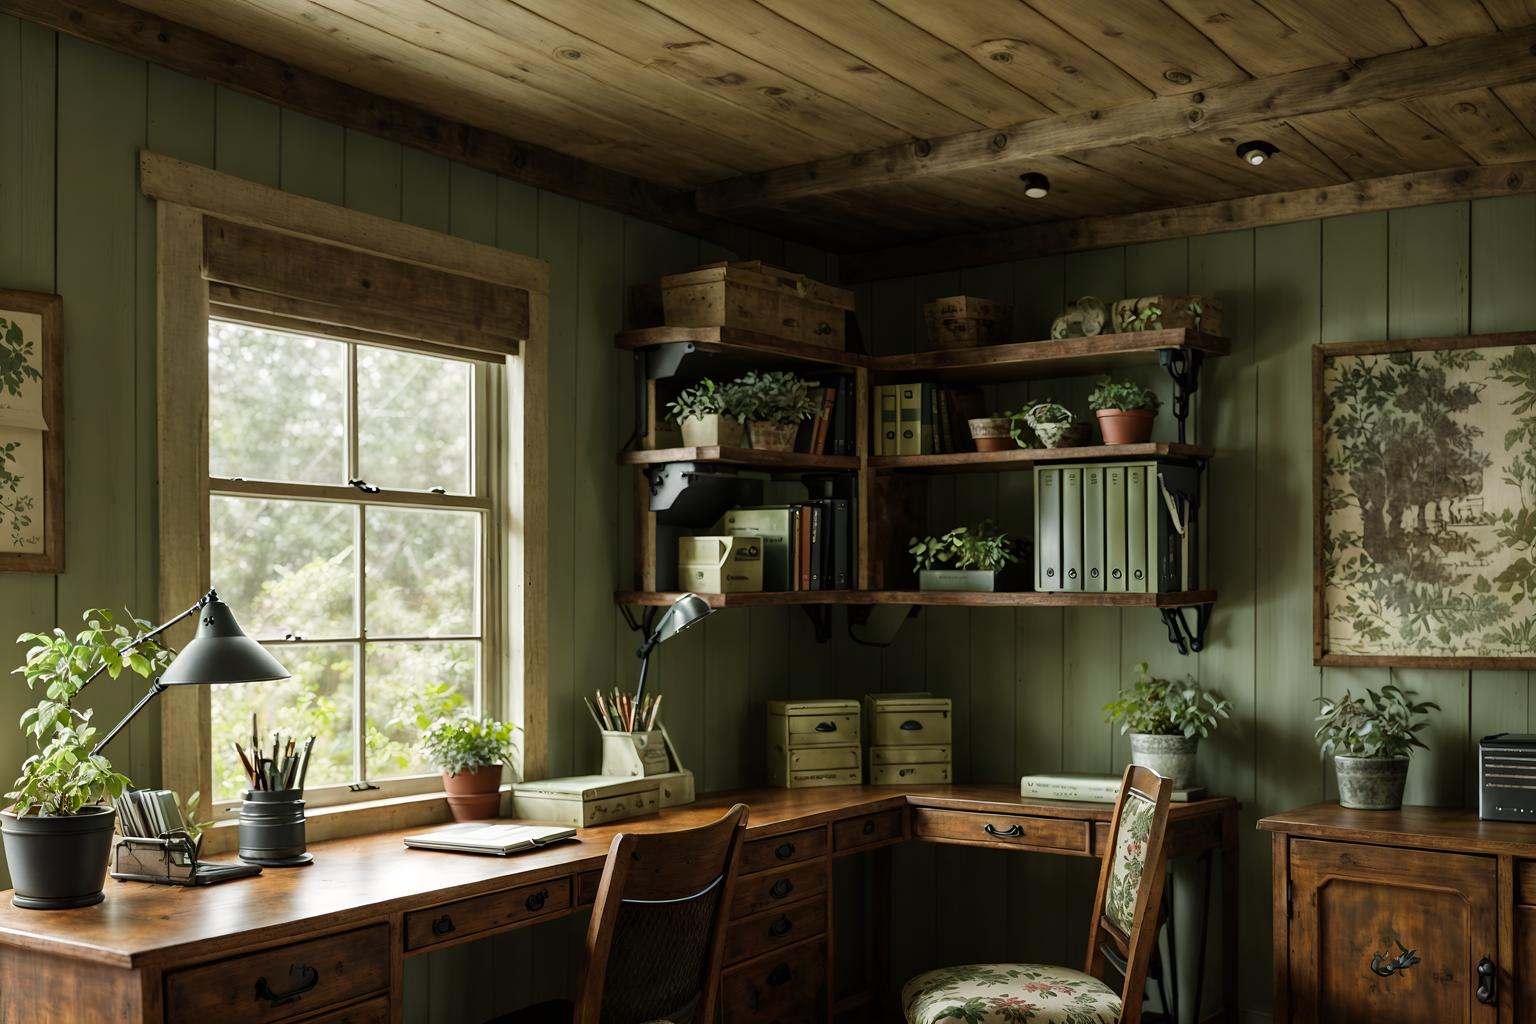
[0,290,63,573]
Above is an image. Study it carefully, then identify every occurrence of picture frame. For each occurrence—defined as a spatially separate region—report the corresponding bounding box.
[0,289,63,574]
[1314,330,1536,669]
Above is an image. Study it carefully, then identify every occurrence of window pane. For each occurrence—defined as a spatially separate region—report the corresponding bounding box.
[357,347,472,493]
[212,496,357,640]
[208,321,346,485]
[365,641,479,778]
[365,507,479,637]
[210,643,356,800]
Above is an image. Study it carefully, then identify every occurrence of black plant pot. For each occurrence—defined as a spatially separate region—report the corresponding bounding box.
[0,804,117,909]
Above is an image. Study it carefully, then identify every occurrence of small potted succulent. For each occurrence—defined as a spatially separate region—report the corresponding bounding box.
[1315,686,1438,810]
[908,520,1020,592]
[3,609,174,909]
[732,370,820,451]
[666,378,744,448]
[1087,376,1161,444]
[420,713,521,821]
[967,415,1013,452]
[1104,662,1231,788]
[1022,401,1089,449]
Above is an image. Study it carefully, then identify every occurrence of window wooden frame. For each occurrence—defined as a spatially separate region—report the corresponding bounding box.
[145,152,549,826]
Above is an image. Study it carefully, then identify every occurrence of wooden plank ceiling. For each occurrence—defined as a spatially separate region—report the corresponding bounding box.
[128,0,1536,252]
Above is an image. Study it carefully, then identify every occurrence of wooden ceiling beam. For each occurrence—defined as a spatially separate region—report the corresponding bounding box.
[696,25,1536,213]
[838,162,1536,282]
[3,0,746,247]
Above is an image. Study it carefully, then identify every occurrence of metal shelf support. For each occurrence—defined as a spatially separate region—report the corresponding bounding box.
[1159,348,1205,445]
[1160,602,1213,656]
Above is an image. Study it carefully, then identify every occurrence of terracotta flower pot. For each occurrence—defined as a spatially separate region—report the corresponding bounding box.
[968,417,1012,452]
[1095,408,1156,445]
[441,764,504,821]
[679,413,743,448]
[748,420,800,451]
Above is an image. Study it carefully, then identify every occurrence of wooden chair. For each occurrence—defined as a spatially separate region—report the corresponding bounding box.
[490,803,749,1024]
[901,767,1174,1024]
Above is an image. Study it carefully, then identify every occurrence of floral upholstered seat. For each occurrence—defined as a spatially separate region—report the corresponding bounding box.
[902,964,1122,1024]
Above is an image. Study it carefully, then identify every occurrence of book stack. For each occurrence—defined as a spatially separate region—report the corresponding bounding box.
[1034,460,1202,593]
[871,383,986,455]
[797,374,858,455]
[719,500,855,591]
[1020,772,1207,803]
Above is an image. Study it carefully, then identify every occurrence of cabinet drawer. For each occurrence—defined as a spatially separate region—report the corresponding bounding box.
[405,877,572,951]
[911,808,1090,853]
[785,713,859,745]
[303,997,391,1024]
[870,710,951,746]
[577,868,604,906]
[733,859,826,919]
[724,898,827,965]
[833,809,903,852]
[740,826,827,874]
[164,925,389,1023]
[720,937,826,1024]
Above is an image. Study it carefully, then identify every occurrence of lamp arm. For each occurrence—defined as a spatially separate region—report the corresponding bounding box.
[90,679,167,758]
[75,587,217,700]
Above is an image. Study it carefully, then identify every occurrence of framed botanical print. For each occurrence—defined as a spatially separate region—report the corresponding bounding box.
[1315,331,1536,668]
[0,290,62,573]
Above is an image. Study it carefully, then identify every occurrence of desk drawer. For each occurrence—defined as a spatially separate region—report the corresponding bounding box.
[740,826,827,874]
[577,868,604,906]
[833,809,903,852]
[405,877,572,951]
[164,924,389,1023]
[733,859,826,918]
[720,936,826,1024]
[305,997,391,1024]
[911,808,1090,854]
[725,897,827,965]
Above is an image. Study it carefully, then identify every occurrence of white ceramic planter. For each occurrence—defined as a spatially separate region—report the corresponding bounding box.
[679,413,743,448]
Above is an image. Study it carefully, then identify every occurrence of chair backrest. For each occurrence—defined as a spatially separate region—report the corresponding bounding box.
[1083,765,1173,1024]
[573,804,749,1024]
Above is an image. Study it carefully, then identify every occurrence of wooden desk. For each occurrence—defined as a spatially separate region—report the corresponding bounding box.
[0,785,1238,1024]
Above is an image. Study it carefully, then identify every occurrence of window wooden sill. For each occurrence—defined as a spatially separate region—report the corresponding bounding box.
[198,784,513,856]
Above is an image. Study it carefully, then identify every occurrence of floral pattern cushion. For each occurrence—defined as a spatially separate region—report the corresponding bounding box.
[1103,790,1155,934]
[902,963,1121,1024]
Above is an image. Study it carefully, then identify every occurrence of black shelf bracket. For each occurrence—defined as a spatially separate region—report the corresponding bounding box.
[1159,602,1213,656]
[1158,348,1204,445]
[802,606,833,643]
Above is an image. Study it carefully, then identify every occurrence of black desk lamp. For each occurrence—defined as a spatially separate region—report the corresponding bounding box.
[90,588,291,757]
[632,593,712,711]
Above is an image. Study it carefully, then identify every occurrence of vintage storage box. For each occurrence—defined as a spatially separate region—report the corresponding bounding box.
[679,535,764,593]
[865,693,953,746]
[923,295,1011,348]
[599,724,694,808]
[660,260,854,349]
[1111,294,1222,335]
[509,775,660,828]
[768,698,862,788]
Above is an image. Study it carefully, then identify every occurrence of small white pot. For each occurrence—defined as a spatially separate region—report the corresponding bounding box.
[679,413,743,448]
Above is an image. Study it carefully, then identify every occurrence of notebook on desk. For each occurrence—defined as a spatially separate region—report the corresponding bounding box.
[404,822,578,856]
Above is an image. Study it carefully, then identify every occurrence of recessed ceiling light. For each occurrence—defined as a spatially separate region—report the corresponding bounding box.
[1236,140,1279,166]
[1019,171,1050,198]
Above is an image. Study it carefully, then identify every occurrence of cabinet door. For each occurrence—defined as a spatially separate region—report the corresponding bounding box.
[1288,839,1497,1024]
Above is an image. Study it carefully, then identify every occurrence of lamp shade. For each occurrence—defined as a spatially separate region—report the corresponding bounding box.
[158,599,291,686]
[654,593,712,644]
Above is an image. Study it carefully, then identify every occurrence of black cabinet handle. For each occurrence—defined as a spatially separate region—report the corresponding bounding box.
[255,964,320,1007]
[814,322,835,336]
[431,914,455,936]
[862,819,876,835]
[984,823,1024,838]
[900,720,923,731]
[769,878,794,899]
[774,842,795,860]
[1369,941,1419,978]
[814,721,838,732]
[1477,956,1498,1004]
[767,964,792,986]
[526,889,549,913]
[769,915,793,938]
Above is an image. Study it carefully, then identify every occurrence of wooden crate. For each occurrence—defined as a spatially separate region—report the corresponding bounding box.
[660,260,854,348]
[922,295,1011,348]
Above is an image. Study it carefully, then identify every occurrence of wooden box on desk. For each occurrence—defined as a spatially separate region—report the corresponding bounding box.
[510,775,660,827]
[767,699,862,788]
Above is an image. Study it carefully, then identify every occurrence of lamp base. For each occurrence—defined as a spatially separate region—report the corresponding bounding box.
[239,852,313,867]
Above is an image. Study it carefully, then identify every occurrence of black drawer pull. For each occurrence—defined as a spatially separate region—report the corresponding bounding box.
[984,823,1024,838]
[769,915,793,938]
[814,721,838,732]
[900,719,922,731]
[767,964,792,987]
[814,322,835,336]
[526,889,549,913]
[1477,956,1497,1004]
[769,878,794,899]
[862,819,877,835]
[255,964,320,1007]
[774,842,795,860]
[431,914,455,936]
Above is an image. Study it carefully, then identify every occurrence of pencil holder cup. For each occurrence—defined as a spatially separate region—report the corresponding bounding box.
[600,729,671,777]
[238,790,311,867]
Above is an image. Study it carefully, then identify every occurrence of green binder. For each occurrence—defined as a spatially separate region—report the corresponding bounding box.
[1126,463,1148,593]
[1034,467,1061,591]
[1105,464,1127,592]
[1061,466,1083,591]
[898,385,921,455]
[1083,464,1106,592]
[879,386,899,455]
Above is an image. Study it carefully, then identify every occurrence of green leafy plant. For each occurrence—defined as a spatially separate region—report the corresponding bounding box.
[419,713,520,776]
[909,520,1020,573]
[665,378,737,424]
[1104,662,1232,738]
[999,408,1039,449]
[9,609,176,817]
[1087,376,1161,413]
[731,370,820,426]
[1314,686,1439,760]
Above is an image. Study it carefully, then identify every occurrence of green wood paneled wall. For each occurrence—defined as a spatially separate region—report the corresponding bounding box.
[5,19,1536,1024]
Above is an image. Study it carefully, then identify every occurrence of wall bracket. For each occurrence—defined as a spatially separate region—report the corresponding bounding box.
[1158,348,1204,444]
[1159,603,1213,656]
[802,606,833,644]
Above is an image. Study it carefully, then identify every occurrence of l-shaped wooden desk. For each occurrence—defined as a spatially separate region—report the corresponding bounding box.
[0,784,1238,1024]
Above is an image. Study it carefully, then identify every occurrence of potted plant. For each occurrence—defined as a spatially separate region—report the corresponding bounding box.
[1314,686,1439,810]
[967,415,1013,452]
[3,609,174,909]
[1087,376,1161,444]
[420,713,520,820]
[732,370,820,451]
[1022,401,1089,449]
[1104,662,1231,788]
[665,378,744,448]
[909,520,1020,592]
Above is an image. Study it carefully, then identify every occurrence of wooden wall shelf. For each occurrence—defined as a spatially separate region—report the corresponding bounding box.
[871,329,1228,383]
[618,446,859,471]
[869,442,1214,473]
[616,325,867,370]
[615,589,1218,609]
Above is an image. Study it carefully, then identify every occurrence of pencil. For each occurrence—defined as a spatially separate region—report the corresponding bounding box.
[582,697,604,731]
[647,693,663,732]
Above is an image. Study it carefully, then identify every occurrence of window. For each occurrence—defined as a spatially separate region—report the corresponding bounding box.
[205,318,499,811]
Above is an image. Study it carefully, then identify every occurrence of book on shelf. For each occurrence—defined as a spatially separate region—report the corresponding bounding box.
[404,822,577,856]
[871,383,988,455]
[1020,772,1207,803]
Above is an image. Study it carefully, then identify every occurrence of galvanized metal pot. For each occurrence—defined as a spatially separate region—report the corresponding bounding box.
[1129,732,1199,789]
[1334,755,1409,810]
